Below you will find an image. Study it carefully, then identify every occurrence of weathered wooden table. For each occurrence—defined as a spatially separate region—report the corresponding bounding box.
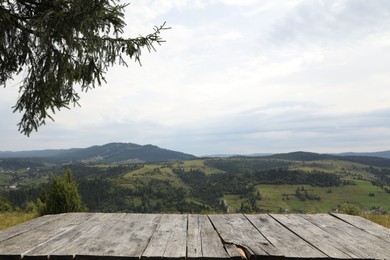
[0,213,389,259]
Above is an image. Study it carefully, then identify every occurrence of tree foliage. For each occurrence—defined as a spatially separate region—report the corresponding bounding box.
[0,196,12,212]
[0,0,168,135]
[41,170,85,215]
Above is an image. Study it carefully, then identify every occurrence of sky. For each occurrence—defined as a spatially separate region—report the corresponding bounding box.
[1,0,390,156]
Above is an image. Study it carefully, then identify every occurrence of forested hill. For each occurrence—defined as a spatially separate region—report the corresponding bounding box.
[340,151,390,159]
[2,145,390,166]
[266,151,390,167]
[0,143,196,164]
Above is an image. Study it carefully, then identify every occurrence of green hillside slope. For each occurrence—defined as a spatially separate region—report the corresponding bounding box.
[1,153,389,214]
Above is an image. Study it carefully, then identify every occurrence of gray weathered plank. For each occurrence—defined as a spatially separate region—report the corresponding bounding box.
[199,215,230,259]
[46,213,127,260]
[271,214,363,259]
[301,214,390,259]
[142,214,187,259]
[187,215,202,259]
[223,244,243,260]
[187,215,231,260]
[0,213,95,259]
[208,214,281,258]
[1,213,389,260]
[160,214,187,259]
[22,213,113,259]
[0,214,62,243]
[74,213,161,259]
[331,213,390,243]
[245,214,327,258]
[109,213,162,258]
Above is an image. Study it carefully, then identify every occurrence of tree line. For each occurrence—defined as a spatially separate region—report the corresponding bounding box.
[0,164,346,214]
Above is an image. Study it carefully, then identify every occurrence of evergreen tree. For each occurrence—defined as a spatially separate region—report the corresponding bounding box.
[42,170,85,215]
[1,0,168,135]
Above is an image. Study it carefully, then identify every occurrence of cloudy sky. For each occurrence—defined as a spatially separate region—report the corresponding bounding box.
[2,0,390,156]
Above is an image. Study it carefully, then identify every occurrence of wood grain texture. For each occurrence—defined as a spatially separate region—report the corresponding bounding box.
[0,213,95,258]
[187,215,202,259]
[0,214,63,243]
[208,214,281,258]
[41,213,161,260]
[141,214,187,259]
[24,213,107,260]
[270,214,355,259]
[49,213,126,260]
[199,215,230,259]
[0,213,389,260]
[331,213,390,243]
[301,214,390,259]
[187,215,231,260]
[245,214,326,258]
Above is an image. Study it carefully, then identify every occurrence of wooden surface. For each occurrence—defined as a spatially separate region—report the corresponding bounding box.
[0,213,389,259]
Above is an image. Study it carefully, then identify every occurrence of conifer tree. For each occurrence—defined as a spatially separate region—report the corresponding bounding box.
[42,170,85,215]
[1,0,168,135]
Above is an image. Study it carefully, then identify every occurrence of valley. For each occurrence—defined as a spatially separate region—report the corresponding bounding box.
[1,150,389,214]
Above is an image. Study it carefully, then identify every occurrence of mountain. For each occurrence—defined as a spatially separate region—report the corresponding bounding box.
[267,151,390,167]
[0,143,197,164]
[268,151,336,161]
[204,153,272,158]
[340,151,390,159]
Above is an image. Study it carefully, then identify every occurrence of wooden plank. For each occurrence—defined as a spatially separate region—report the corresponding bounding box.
[200,215,230,259]
[245,214,327,258]
[160,214,187,259]
[2,213,389,260]
[223,244,243,260]
[187,215,239,260]
[73,213,162,259]
[301,214,390,259]
[0,214,62,243]
[271,214,363,259]
[208,214,281,258]
[142,214,187,259]
[22,213,111,259]
[46,213,127,260]
[187,215,202,259]
[106,213,162,258]
[331,213,390,243]
[0,213,95,259]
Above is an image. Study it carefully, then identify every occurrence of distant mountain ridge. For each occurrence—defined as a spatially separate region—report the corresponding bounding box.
[339,151,390,159]
[1,144,390,165]
[0,143,196,164]
[266,151,390,167]
[204,153,272,158]
[205,150,390,160]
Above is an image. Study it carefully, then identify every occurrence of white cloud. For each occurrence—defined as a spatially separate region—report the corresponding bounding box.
[266,0,390,47]
[1,1,390,155]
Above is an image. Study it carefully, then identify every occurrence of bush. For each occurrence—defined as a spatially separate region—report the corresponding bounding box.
[0,197,12,212]
[339,203,360,216]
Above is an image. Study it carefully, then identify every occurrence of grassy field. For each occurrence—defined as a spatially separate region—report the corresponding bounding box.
[121,164,185,189]
[361,214,390,228]
[0,212,37,231]
[120,159,224,189]
[223,181,390,214]
[122,160,223,176]
[120,158,390,214]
